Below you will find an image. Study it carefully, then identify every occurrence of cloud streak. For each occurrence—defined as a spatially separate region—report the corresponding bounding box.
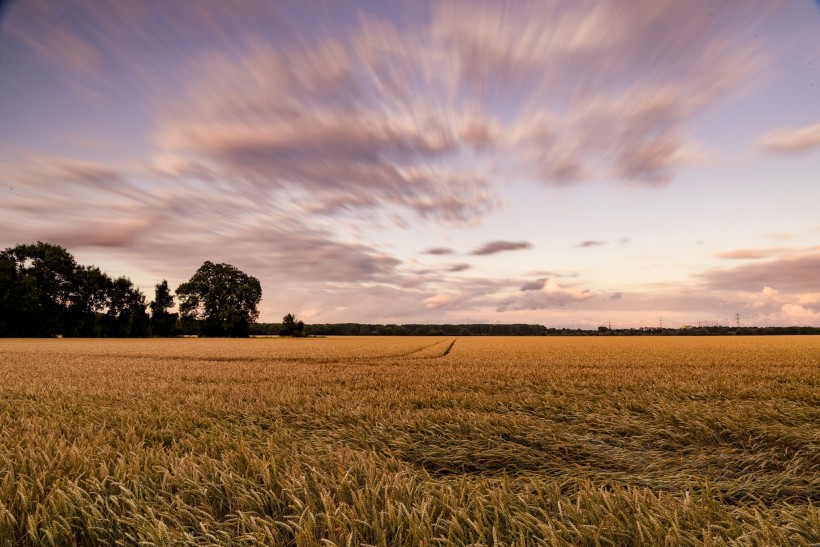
[423,247,455,256]
[575,240,607,249]
[717,248,787,259]
[760,122,820,154]
[497,279,594,311]
[698,252,820,293]
[520,279,547,291]
[7,0,781,215]
[471,241,533,256]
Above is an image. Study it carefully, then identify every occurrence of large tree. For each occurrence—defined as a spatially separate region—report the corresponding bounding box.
[176,261,262,337]
[149,280,177,337]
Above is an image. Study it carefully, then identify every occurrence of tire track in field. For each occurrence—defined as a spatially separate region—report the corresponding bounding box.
[400,338,457,359]
[398,338,451,358]
[6,337,460,365]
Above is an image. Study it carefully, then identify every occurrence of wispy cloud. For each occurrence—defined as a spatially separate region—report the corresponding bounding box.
[498,279,594,311]
[520,279,547,291]
[8,0,781,212]
[698,252,820,292]
[575,240,608,248]
[760,122,820,154]
[471,240,532,256]
[716,248,787,259]
[423,247,455,256]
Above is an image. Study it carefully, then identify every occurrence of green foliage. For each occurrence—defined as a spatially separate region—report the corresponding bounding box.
[176,261,262,337]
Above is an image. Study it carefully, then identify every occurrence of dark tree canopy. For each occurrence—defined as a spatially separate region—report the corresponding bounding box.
[0,242,78,336]
[150,280,177,337]
[105,276,150,337]
[0,242,149,337]
[280,313,305,337]
[176,261,262,337]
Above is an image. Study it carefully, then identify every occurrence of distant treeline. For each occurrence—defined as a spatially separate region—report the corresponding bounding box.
[250,323,820,336]
[250,323,550,336]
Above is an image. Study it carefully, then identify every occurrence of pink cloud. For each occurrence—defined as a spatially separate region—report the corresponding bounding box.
[760,122,820,154]
[422,294,451,310]
[717,248,787,259]
[698,252,820,293]
[497,279,595,311]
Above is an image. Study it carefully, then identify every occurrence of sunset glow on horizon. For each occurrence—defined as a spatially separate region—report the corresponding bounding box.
[2,0,819,328]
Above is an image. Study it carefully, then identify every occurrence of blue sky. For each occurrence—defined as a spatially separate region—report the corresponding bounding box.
[1,0,819,327]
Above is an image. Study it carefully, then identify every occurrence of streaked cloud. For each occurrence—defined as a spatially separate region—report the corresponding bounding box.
[760,122,820,154]
[423,247,455,256]
[520,279,547,291]
[422,294,452,310]
[471,241,532,256]
[497,279,594,311]
[716,248,788,259]
[698,252,820,293]
[575,240,608,249]
[9,0,782,217]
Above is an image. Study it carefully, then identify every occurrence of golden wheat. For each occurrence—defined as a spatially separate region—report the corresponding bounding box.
[0,336,818,545]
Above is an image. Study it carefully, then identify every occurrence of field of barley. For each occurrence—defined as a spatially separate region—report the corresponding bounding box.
[0,336,818,546]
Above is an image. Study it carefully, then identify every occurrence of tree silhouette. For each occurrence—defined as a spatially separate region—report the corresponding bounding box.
[176,261,262,337]
[104,276,149,337]
[281,313,305,337]
[0,242,80,336]
[150,280,177,336]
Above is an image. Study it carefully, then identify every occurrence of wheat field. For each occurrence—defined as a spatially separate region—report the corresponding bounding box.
[0,336,818,546]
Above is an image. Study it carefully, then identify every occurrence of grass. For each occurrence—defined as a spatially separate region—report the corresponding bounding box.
[0,336,818,545]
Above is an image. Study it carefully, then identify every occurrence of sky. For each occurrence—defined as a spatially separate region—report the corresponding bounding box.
[1,0,819,328]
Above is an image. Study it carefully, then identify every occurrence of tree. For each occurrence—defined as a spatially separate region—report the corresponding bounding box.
[280,313,305,337]
[176,261,262,337]
[150,280,177,336]
[103,276,149,337]
[0,242,79,336]
[66,265,112,337]
[0,253,22,336]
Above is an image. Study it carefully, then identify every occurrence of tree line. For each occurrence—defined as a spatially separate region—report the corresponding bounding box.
[0,242,261,337]
[250,323,550,336]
